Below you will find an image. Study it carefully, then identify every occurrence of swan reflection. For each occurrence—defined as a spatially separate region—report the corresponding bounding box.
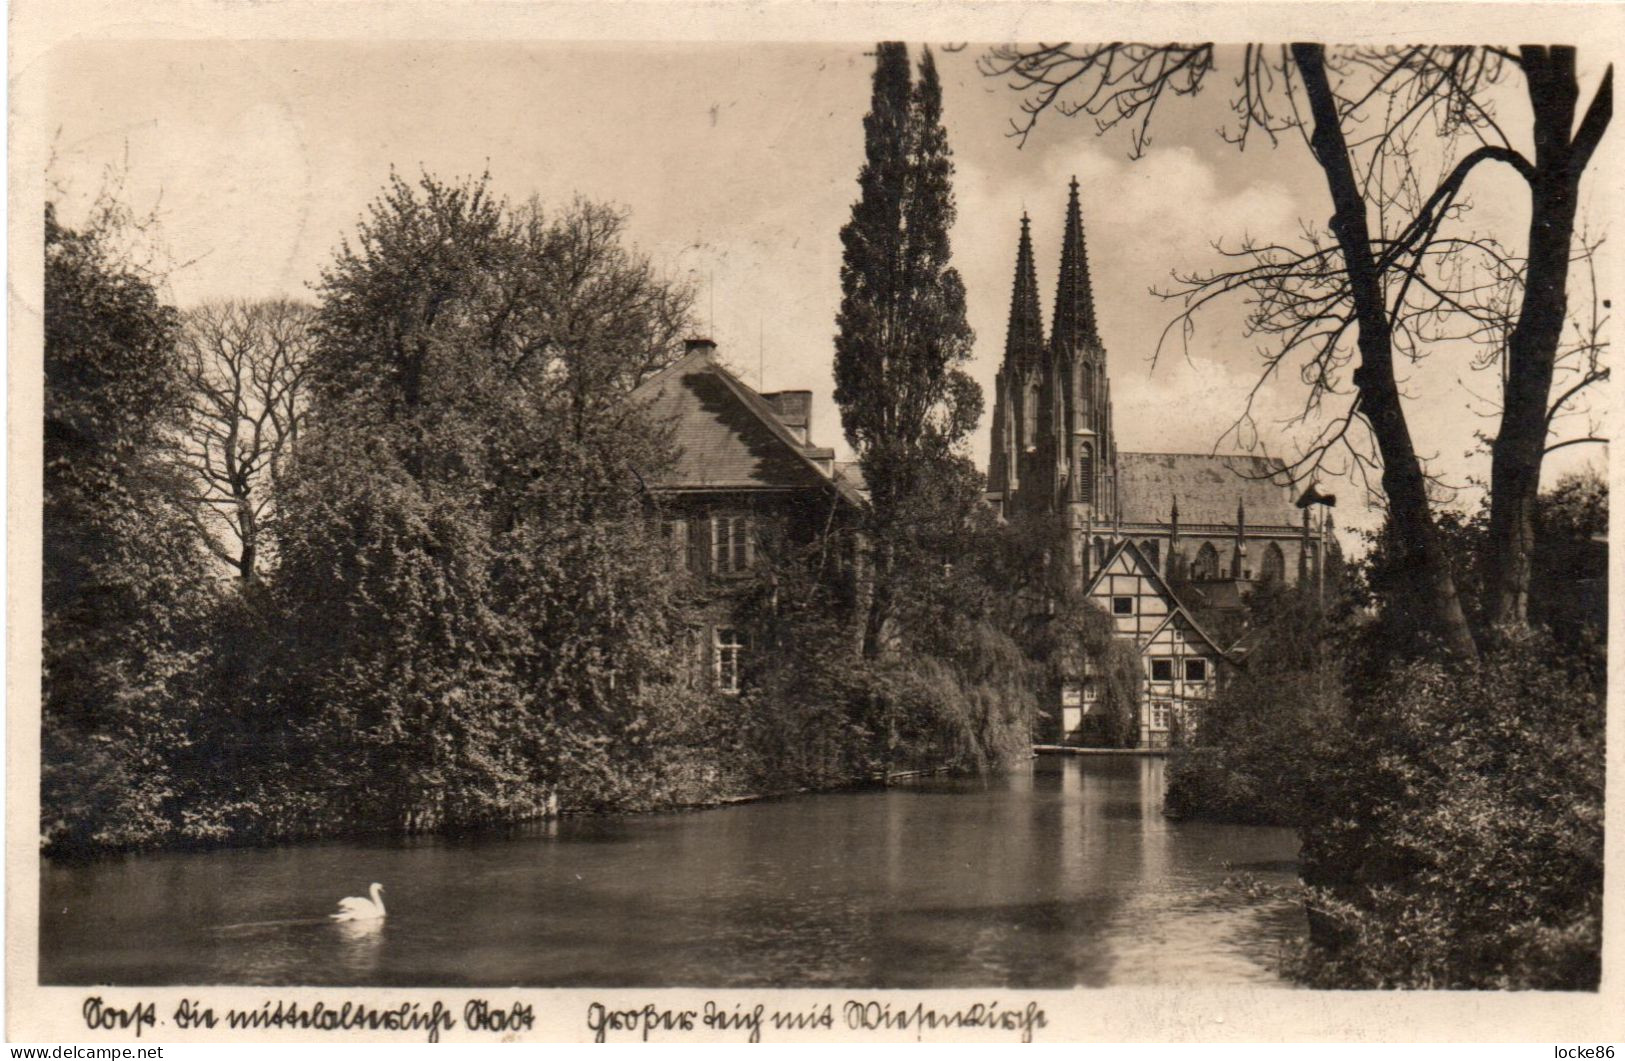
[331,914,385,975]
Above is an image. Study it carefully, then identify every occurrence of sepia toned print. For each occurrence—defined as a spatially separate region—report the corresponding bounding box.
[10,0,1622,1044]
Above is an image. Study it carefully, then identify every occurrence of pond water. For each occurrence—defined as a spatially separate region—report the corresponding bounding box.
[41,756,1304,987]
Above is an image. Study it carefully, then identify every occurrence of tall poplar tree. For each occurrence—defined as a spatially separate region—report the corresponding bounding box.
[834,43,980,658]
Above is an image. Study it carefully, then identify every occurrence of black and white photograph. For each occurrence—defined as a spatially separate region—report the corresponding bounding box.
[9,0,1622,1044]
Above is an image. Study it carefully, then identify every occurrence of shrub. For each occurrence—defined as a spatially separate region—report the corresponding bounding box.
[1295,633,1604,989]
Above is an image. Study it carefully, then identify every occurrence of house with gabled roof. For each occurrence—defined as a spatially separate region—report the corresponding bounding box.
[631,338,866,694]
[1062,538,1233,749]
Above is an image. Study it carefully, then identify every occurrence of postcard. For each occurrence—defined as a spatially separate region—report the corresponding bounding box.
[10,0,1622,1044]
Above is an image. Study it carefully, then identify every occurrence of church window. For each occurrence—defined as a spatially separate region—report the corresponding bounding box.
[1261,541,1286,583]
[1078,442,1094,503]
[1112,596,1133,615]
[1193,542,1220,581]
[1150,658,1174,683]
[1023,384,1038,449]
[1140,539,1160,570]
[713,627,745,693]
[1184,658,1208,682]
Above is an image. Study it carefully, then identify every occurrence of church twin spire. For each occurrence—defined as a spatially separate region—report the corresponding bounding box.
[992,178,1112,523]
[1003,212,1046,370]
[1050,176,1100,357]
[998,177,1101,377]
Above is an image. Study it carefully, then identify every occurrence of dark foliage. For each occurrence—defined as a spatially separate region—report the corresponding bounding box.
[1528,471,1608,642]
[732,455,1039,788]
[1296,633,1604,989]
[41,175,742,853]
[255,171,707,834]
[1358,469,1608,664]
[1163,581,1352,825]
[1166,475,1606,989]
[834,43,981,659]
[42,204,214,853]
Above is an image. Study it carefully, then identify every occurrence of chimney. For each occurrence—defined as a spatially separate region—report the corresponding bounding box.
[760,390,812,445]
[685,337,718,359]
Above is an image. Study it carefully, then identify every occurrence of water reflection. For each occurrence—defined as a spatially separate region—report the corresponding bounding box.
[331,919,385,979]
[41,756,1304,988]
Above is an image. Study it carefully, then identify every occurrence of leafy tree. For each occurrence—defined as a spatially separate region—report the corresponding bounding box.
[835,43,981,658]
[735,478,1041,784]
[1164,580,1354,824]
[1528,468,1607,640]
[266,171,702,831]
[980,43,1612,655]
[42,203,211,851]
[1358,468,1607,656]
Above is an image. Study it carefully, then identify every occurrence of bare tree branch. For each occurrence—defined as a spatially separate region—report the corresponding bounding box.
[175,298,316,581]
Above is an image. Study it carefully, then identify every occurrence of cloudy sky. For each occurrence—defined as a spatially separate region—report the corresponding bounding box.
[45,39,1610,538]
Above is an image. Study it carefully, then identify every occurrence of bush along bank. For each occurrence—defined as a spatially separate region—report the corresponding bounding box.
[1163,481,1606,989]
[1295,631,1604,989]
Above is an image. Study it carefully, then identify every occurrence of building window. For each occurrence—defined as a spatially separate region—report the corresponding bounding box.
[660,518,689,571]
[1112,596,1133,615]
[1149,701,1172,731]
[714,627,744,693]
[1150,658,1174,683]
[711,515,754,575]
[1184,658,1208,683]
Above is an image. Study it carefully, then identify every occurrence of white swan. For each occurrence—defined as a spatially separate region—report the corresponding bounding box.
[331,882,386,922]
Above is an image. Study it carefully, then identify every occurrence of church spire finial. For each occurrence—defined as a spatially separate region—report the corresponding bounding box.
[1052,176,1100,356]
[1004,212,1045,370]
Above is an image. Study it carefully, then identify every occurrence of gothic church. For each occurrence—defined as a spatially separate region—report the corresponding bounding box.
[986,178,1332,599]
[986,180,1334,746]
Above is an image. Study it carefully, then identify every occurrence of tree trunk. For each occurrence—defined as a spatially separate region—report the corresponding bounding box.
[1483,48,1611,635]
[1293,43,1479,660]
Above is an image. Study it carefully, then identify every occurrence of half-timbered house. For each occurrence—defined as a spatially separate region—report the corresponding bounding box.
[1054,540,1231,747]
